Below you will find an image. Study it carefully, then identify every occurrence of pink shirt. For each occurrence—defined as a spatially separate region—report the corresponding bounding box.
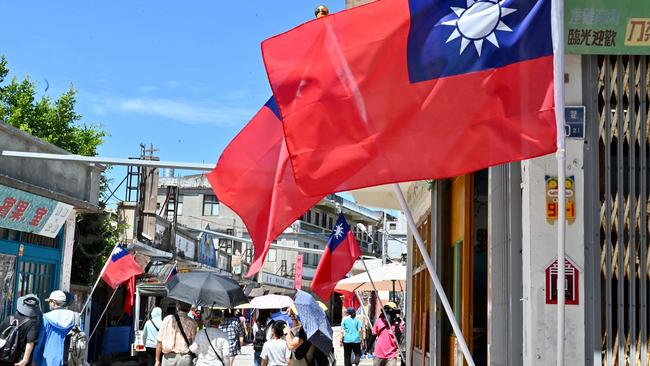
[372,317,398,359]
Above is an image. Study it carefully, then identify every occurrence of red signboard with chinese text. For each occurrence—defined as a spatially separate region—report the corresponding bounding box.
[545,257,580,305]
[295,254,303,290]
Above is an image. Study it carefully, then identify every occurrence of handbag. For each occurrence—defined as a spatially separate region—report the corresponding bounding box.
[174,314,197,365]
[203,329,226,366]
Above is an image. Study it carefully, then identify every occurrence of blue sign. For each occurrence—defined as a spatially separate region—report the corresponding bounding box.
[565,106,585,139]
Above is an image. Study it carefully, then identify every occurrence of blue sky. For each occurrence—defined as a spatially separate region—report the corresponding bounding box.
[0,1,344,205]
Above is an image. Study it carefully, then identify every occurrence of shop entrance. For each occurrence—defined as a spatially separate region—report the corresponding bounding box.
[443,171,488,365]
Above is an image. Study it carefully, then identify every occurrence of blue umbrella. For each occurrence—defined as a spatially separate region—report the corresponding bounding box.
[293,290,333,354]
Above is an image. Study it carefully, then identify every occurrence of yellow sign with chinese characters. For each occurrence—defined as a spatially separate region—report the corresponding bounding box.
[625,18,650,46]
[546,176,576,224]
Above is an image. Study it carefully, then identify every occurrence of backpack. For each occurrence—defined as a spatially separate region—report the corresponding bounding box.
[64,313,87,366]
[253,320,273,353]
[0,316,23,362]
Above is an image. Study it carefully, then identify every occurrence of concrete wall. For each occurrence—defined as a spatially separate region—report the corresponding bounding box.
[0,123,103,210]
[521,54,585,365]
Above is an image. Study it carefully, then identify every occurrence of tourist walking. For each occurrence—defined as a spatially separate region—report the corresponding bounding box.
[261,321,290,366]
[0,294,41,366]
[341,307,363,366]
[33,291,76,366]
[155,302,197,366]
[142,307,163,366]
[189,310,230,366]
[219,309,244,363]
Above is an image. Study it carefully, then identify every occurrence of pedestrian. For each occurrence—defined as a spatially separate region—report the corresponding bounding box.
[155,301,198,366]
[142,307,163,366]
[0,294,41,366]
[32,290,77,366]
[340,307,363,366]
[189,310,230,366]
[252,309,274,366]
[284,309,329,366]
[371,304,401,366]
[218,309,244,362]
[261,321,290,366]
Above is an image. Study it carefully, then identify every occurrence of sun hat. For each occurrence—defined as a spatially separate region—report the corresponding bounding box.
[16,294,41,317]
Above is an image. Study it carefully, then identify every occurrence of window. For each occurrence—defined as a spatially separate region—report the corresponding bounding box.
[203,195,219,216]
[314,212,320,227]
[304,243,311,265]
[389,222,397,230]
[321,214,327,228]
[328,216,333,229]
[266,248,277,262]
[167,195,183,217]
[303,210,312,223]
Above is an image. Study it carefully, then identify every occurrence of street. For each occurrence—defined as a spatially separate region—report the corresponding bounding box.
[232,326,374,366]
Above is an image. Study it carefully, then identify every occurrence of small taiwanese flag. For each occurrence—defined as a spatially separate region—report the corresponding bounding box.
[102,245,144,289]
[311,214,362,300]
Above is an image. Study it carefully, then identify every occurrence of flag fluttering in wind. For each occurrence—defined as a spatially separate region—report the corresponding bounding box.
[206,98,325,277]
[311,213,362,300]
[262,0,556,196]
[102,245,144,289]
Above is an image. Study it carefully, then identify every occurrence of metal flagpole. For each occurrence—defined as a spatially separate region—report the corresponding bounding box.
[551,0,567,364]
[392,184,475,366]
[88,285,120,342]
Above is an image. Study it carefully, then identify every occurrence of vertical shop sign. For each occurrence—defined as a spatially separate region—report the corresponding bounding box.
[295,254,304,290]
[545,176,576,224]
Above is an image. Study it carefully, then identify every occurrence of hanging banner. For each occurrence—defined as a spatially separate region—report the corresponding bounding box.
[0,184,73,238]
[295,254,303,290]
[566,0,650,55]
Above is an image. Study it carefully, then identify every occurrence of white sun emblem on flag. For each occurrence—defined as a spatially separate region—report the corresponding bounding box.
[439,0,517,56]
[112,246,123,256]
[333,223,345,239]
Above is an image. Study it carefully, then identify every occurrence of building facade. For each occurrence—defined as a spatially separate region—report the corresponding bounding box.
[0,123,102,319]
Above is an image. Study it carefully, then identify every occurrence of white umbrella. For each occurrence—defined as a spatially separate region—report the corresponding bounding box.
[335,263,406,292]
[349,182,413,210]
[250,294,294,309]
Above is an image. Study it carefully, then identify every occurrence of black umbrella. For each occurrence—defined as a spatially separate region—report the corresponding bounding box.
[165,271,248,308]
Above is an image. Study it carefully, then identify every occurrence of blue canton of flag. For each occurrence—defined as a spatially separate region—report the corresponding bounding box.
[407,0,552,82]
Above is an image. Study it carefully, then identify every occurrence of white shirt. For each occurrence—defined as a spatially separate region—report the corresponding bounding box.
[260,339,291,366]
[190,327,230,366]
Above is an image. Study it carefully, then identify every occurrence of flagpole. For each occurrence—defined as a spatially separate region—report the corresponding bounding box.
[359,257,406,362]
[80,242,119,315]
[551,0,566,364]
[88,285,120,342]
[392,184,475,366]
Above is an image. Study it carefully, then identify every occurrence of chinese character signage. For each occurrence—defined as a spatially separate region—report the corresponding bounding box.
[566,0,650,54]
[545,176,576,224]
[0,184,73,238]
[545,257,580,305]
[295,254,303,290]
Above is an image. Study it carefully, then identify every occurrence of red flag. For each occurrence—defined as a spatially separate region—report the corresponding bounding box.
[123,276,135,315]
[262,0,556,196]
[102,246,144,289]
[206,98,325,277]
[336,289,361,310]
[311,214,362,300]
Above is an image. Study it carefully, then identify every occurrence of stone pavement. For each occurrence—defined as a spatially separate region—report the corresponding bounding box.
[232,326,374,366]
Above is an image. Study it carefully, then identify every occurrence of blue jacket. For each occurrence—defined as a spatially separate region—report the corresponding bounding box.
[33,309,76,366]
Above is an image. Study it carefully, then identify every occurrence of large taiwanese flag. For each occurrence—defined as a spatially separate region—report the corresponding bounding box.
[262,0,556,196]
[206,98,325,277]
[311,213,362,300]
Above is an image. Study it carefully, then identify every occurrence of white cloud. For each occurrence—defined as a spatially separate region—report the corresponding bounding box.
[91,96,255,126]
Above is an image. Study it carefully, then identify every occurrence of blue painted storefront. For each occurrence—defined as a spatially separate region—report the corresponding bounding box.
[0,228,63,319]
